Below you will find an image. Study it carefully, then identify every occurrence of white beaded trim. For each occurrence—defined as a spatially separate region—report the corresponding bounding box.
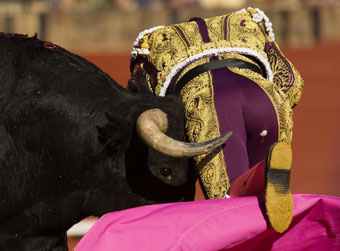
[131,48,150,60]
[249,7,275,41]
[130,25,164,60]
[158,47,274,96]
[234,7,275,41]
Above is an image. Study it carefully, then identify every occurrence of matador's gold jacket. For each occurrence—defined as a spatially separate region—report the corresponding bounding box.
[130,8,304,199]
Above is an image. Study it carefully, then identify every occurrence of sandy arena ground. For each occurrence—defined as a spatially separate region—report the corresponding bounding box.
[69,41,340,249]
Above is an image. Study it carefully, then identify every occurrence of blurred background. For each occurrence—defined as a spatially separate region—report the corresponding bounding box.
[1,0,339,249]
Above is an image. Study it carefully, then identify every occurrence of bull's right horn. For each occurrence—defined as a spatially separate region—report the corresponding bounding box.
[136,108,232,158]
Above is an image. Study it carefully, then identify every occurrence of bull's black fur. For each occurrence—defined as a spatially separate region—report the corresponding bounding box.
[0,33,196,250]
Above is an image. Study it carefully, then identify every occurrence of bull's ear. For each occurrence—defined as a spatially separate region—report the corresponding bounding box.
[128,69,153,96]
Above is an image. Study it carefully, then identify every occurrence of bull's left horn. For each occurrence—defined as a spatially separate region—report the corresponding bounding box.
[136,108,232,158]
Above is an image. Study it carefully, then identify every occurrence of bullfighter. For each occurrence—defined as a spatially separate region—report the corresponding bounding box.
[129,7,304,233]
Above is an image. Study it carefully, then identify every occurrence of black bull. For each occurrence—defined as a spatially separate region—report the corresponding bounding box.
[0,34,230,250]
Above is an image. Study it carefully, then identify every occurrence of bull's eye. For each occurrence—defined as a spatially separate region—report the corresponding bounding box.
[160,167,173,177]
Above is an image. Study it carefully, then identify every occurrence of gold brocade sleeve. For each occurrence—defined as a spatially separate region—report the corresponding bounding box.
[180,64,230,199]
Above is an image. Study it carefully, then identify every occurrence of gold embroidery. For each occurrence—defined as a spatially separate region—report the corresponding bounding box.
[176,22,203,47]
[267,42,304,108]
[227,12,267,53]
[206,14,225,42]
[180,69,229,198]
[147,27,190,95]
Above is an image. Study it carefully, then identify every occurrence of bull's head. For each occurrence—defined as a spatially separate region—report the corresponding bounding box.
[125,71,231,201]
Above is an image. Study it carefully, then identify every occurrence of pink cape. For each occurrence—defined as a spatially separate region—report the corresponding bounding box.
[75,194,340,251]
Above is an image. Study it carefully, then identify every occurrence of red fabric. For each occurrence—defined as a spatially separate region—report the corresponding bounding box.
[228,160,265,197]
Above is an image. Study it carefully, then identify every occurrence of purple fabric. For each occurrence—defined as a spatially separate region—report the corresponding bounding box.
[75,194,340,251]
[195,19,211,43]
[174,26,190,47]
[211,67,278,183]
[224,15,229,40]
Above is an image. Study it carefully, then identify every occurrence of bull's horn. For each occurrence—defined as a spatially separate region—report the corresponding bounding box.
[136,108,232,158]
